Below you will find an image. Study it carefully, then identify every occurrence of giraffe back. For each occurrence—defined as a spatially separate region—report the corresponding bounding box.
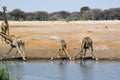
[81,37,93,51]
[61,40,67,50]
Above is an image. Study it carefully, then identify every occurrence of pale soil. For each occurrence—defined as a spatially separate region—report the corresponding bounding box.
[0,21,120,60]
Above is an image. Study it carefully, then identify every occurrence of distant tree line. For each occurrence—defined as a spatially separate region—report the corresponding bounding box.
[0,6,120,21]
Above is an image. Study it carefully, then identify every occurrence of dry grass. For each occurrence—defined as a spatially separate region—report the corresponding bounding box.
[0,21,120,60]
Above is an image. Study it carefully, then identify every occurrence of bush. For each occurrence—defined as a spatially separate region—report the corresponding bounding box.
[0,68,9,80]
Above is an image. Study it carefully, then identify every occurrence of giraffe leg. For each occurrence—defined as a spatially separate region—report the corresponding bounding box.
[82,49,87,61]
[90,45,98,61]
[4,30,7,43]
[91,48,98,61]
[22,50,26,60]
[73,50,82,60]
[73,52,80,60]
[20,43,26,60]
[16,46,26,60]
[51,49,60,60]
[12,51,18,58]
[0,47,13,60]
[63,49,71,60]
[7,27,9,35]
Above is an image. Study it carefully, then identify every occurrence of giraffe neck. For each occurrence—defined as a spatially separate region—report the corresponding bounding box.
[80,39,85,52]
[0,32,12,42]
[3,9,7,23]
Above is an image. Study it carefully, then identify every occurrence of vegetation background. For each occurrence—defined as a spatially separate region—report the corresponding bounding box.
[0,68,9,80]
[0,6,120,21]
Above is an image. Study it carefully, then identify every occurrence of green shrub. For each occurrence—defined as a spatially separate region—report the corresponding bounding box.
[0,68,9,80]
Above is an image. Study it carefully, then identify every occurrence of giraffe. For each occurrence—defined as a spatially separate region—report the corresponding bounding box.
[0,32,26,60]
[51,40,71,60]
[73,36,98,61]
[1,6,9,42]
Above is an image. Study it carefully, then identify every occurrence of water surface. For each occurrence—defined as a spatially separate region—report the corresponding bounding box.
[0,60,120,80]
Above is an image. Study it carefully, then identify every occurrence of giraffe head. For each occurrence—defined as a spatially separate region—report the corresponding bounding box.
[2,6,7,12]
[61,39,65,43]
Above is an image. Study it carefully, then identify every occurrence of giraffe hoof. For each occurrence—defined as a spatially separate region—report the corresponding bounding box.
[96,58,99,61]
[24,59,27,61]
[72,58,75,60]
[23,58,27,61]
[69,58,72,60]
[50,58,53,60]
[82,58,85,61]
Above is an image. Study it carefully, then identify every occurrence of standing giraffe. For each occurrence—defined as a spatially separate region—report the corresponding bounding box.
[51,40,71,60]
[0,32,26,60]
[1,6,9,42]
[73,36,98,61]
[1,6,9,35]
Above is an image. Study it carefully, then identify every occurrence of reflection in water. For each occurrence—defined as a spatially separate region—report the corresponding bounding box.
[0,61,25,80]
[56,60,68,80]
[50,60,70,80]
[80,61,94,80]
[1,60,120,80]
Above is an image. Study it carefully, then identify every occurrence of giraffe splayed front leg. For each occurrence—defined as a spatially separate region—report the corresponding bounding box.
[16,46,26,60]
[0,47,13,60]
[0,32,27,60]
[51,40,71,60]
[73,37,98,61]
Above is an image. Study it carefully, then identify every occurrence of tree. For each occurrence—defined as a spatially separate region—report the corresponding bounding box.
[80,6,91,14]
[106,8,120,20]
[99,8,120,20]
[0,11,3,20]
[9,9,26,21]
[4,7,120,21]
[82,10,92,20]
[49,11,70,21]
[58,11,70,19]
[34,11,49,21]
[67,12,80,21]
[49,12,60,20]
[25,12,35,21]
[80,6,92,20]
[91,9,102,20]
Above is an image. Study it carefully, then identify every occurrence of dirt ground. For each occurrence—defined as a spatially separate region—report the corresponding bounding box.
[0,21,120,60]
